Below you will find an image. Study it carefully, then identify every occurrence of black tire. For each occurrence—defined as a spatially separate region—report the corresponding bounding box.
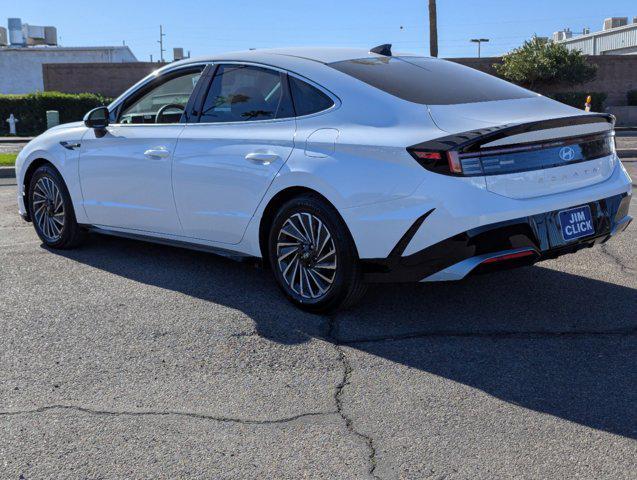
[268,194,367,313]
[28,164,85,249]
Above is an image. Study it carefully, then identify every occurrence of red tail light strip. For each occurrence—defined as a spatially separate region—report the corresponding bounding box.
[481,249,537,264]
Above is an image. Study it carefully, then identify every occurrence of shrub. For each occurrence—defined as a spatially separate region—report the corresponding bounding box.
[627,90,637,107]
[548,92,607,113]
[495,37,597,90]
[0,91,112,136]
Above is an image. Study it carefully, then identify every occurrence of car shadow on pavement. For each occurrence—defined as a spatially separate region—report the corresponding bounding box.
[49,233,637,440]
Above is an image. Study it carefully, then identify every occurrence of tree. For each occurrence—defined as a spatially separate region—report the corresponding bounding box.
[494,37,596,90]
[428,0,438,57]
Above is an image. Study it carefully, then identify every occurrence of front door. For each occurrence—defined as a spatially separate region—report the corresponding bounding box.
[172,64,296,244]
[79,67,205,235]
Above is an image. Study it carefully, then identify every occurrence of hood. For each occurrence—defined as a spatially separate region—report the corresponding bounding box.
[427,96,585,134]
[47,121,85,133]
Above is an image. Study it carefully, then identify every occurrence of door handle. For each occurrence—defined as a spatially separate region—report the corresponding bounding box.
[144,148,170,159]
[245,152,281,165]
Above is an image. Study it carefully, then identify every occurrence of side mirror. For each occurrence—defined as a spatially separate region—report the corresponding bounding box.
[84,106,110,129]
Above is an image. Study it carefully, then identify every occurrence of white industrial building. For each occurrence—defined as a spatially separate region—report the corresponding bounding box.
[0,17,137,94]
[554,17,637,55]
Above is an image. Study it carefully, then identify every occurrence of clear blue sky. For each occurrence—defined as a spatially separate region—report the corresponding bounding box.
[4,0,636,60]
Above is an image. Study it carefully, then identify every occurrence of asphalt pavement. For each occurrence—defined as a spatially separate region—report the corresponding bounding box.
[0,166,635,478]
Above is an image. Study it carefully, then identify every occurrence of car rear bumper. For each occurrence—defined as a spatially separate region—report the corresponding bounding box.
[361,192,632,283]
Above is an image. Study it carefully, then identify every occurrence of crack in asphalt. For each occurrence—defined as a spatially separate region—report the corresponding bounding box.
[0,404,337,425]
[327,316,380,480]
[600,244,636,276]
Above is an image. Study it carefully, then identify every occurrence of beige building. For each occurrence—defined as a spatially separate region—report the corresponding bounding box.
[0,46,137,94]
[554,17,637,55]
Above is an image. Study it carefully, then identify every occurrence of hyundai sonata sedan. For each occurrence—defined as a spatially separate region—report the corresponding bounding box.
[15,45,633,312]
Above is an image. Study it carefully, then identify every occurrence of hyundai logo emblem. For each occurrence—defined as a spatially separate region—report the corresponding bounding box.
[559,146,576,161]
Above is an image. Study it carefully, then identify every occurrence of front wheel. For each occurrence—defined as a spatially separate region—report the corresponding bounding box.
[28,164,85,249]
[268,194,367,313]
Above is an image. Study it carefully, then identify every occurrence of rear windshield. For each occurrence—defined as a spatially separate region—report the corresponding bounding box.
[329,57,536,105]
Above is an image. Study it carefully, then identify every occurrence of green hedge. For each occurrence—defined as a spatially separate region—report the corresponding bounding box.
[548,92,607,113]
[627,90,637,107]
[0,92,112,136]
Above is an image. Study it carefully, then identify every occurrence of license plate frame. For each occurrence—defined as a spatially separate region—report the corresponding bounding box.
[558,205,594,242]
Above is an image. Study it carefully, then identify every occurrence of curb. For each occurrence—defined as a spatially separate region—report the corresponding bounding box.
[0,137,33,144]
[0,166,16,178]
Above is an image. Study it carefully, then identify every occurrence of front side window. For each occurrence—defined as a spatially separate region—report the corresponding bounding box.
[119,69,203,124]
[199,65,293,123]
[329,56,535,105]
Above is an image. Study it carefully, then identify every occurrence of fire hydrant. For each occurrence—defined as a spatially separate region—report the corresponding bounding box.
[6,113,18,135]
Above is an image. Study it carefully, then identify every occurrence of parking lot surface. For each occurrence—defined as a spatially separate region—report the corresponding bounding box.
[0,165,635,479]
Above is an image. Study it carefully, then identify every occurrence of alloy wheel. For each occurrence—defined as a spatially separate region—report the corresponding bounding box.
[32,176,65,242]
[276,212,337,300]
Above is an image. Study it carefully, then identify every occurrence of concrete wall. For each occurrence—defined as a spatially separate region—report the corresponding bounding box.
[0,46,137,94]
[449,55,637,106]
[606,106,637,126]
[43,62,162,98]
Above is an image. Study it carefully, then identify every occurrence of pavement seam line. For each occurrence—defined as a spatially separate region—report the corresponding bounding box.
[0,404,337,425]
[328,316,381,480]
[600,244,636,276]
[340,329,637,345]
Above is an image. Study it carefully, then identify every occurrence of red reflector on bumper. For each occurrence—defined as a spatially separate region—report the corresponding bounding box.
[481,250,536,264]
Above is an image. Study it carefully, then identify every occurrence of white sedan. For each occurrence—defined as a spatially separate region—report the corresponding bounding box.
[15,46,633,311]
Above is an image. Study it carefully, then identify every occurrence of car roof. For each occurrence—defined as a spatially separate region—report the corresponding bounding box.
[111,47,429,111]
[167,47,422,69]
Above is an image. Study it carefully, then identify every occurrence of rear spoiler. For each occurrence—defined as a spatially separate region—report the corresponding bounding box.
[411,113,615,154]
[407,113,616,177]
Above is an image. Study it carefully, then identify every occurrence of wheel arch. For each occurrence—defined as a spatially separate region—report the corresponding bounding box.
[258,186,359,267]
[22,158,58,221]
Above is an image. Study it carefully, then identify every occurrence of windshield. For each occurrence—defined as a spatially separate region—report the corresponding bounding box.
[329,56,536,105]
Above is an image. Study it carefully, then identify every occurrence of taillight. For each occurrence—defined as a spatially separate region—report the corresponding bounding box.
[408,149,468,176]
[411,151,442,161]
[446,151,462,174]
[407,131,615,177]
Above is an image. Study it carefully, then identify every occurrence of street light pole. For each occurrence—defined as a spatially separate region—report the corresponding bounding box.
[470,38,489,58]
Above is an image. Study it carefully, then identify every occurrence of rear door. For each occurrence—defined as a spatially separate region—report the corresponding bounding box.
[172,63,296,244]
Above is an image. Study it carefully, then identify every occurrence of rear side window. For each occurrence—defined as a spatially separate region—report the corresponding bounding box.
[329,57,535,105]
[289,77,334,116]
[199,64,292,123]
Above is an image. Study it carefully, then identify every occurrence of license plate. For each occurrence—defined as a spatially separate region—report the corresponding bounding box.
[559,205,594,241]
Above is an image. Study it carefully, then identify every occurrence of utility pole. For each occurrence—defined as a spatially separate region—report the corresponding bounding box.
[428,0,438,57]
[470,38,489,58]
[158,25,166,63]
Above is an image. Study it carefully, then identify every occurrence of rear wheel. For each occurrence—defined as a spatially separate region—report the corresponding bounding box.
[268,194,366,313]
[28,164,85,249]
